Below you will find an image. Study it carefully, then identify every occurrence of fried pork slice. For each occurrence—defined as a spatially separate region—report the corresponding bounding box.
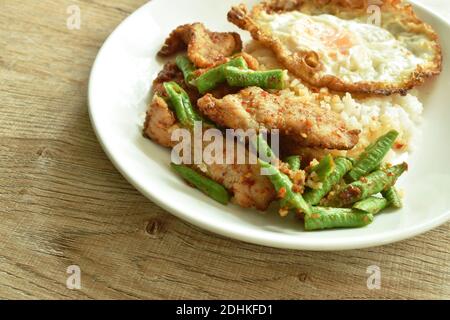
[143,95,181,148]
[197,87,360,150]
[143,95,275,210]
[158,23,243,68]
[207,160,276,211]
[152,62,183,97]
[152,61,200,102]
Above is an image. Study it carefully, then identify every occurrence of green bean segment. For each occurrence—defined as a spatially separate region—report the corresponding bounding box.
[326,163,408,207]
[311,154,335,181]
[382,187,403,208]
[252,133,277,163]
[171,164,230,205]
[163,82,203,128]
[285,155,301,171]
[224,66,285,90]
[252,134,310,214]
[194,57,248,94]
[303,157,353,206]
[348,130,399,181]
[353,196,388,215]
[176,55,196,83]
[259,160,312,215]
[305,207,374,231]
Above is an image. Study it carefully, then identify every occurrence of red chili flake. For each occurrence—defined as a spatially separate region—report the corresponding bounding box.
[394,143,405,150]
[340,185,361,202]
[304,119,313,129]
[278,187,287,199]
[280,166,290,175]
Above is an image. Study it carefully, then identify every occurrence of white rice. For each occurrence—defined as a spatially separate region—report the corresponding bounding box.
[245,41,423,157]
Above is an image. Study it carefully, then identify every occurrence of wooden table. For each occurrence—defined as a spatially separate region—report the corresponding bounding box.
[1,0,449,300]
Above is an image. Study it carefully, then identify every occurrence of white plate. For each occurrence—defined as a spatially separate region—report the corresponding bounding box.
[88,0,450,250]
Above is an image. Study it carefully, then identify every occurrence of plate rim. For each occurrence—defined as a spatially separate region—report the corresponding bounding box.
[88,0,450,250]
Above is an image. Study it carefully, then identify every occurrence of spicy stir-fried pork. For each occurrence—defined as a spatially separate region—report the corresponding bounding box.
[158,23,243,68]
[144,95,181,148]
[197,87,360,150]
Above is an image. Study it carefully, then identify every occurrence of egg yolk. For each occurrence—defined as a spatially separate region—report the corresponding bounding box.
[297,16,354,58]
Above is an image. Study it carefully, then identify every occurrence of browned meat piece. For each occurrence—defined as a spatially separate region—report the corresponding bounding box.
[143,95,181,148]
[197,87,360,150]
[152,62,200,102]
[158,23,243,68]
[152,62,182,97]
[207,161,275,210]
[207,136,277,209]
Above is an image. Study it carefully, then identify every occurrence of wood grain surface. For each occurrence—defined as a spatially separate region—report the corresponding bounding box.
[0,0,449,300]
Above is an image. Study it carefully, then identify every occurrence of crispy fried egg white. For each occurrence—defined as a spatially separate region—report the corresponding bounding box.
[228,0,442,95]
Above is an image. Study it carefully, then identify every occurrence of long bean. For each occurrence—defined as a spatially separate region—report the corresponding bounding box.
[171,164,230,205]
[253,134,310,214]
[382,187,402,208]
[224,66,285,90]
[259,160,312,215]
[325,163,408,207]
[303,157,353,206]
[353,196,388,215]
[194,57,248,94]
[253,133,277,163]
[176,55,196,83]
[305,207,373,231]
[311,154,335,181]
[285,155,301,171]
[347,130,399,181]
[163,82,203,128]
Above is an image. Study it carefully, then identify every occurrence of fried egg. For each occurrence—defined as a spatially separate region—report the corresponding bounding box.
[228,0,442,95]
